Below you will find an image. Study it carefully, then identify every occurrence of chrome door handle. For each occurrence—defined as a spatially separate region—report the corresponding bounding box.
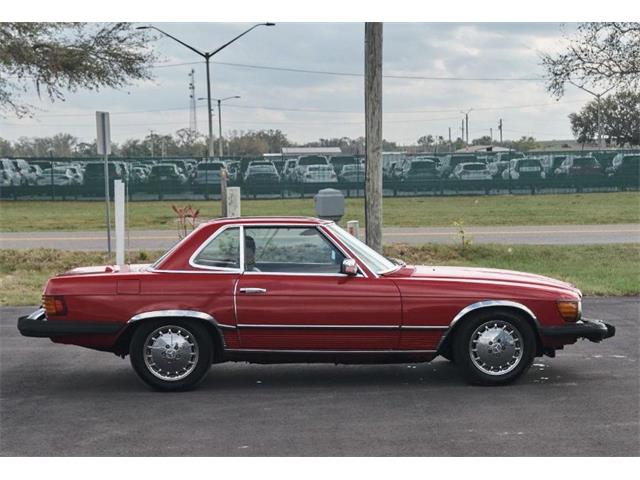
[239,287,267,294]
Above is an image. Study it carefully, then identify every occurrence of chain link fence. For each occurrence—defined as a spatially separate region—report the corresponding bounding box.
[1,150,638,201]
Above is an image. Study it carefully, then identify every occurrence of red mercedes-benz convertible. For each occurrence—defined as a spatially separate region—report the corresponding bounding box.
[18,216,615,390]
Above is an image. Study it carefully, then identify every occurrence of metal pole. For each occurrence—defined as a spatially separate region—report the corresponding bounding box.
[364,22,383,253]
[448,127,452,152]
[205,56,214,159]
[465,113,469,145]
[597,94,603,149]
[218,99,223,157]
[103,150,111,254]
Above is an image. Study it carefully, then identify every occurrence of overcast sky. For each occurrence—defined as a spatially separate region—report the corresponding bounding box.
[1,22,594,145]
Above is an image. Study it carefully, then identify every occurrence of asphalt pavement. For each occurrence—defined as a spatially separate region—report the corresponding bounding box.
[1,223,639,251]
[1,297,638,456]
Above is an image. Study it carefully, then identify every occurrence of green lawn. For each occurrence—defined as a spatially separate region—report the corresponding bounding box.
[2,244,638,306]
[1,192,639,232]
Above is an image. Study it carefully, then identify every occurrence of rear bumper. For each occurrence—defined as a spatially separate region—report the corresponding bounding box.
[539,318,616,342]
[17,308,123,338]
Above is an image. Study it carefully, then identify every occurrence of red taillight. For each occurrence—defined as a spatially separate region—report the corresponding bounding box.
[43,295,67,316]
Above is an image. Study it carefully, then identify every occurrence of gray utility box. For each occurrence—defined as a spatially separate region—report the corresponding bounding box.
[314,188,345,222]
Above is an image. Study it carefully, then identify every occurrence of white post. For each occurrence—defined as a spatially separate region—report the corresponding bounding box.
[114,180,125,267]
[226,187,241,217]
[347,220,360,238]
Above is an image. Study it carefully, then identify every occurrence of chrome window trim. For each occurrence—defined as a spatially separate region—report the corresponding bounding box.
[147,268,240,275]
[188,224,242,272]
[241,224,367,278]
[436,300,539,352]
[127,309,236,331]
[321,223,383,278]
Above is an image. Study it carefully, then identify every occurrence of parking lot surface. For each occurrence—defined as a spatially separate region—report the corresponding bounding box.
[1,297,638,456]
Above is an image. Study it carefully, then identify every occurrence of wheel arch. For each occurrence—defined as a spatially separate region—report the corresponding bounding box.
[437,300,543,357]
[114,309,228,361]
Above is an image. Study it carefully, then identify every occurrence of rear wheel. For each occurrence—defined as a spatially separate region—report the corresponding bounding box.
[453,310,536,386]
[129,319,213,391]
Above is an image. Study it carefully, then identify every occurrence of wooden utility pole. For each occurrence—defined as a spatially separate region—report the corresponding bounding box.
[364,22,383,253]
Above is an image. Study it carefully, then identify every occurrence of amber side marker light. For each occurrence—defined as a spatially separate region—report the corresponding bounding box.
[557,300,580,322]
[43,295,67,316]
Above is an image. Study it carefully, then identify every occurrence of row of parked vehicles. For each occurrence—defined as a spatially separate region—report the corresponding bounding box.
[382,151,640,183]
[2,151,639,191]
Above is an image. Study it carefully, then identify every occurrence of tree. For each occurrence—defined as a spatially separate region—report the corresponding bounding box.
[417,134,434,151]
[569,90,640,147]
[541,22,640,98]
[0,23,157,117]
[472,135,492,146]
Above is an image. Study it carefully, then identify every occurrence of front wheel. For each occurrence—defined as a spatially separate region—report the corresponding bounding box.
[453,310,536,386]
[129,319,213,391]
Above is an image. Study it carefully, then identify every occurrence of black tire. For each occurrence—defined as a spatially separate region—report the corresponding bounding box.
[452,310,536,386]
[129,318,213,391]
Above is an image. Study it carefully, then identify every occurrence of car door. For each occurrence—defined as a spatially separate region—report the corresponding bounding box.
[234,225,402,351]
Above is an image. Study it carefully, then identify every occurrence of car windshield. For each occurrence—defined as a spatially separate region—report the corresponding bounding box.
[573,157,599,167]
[326,223,397,275]
[298,156,327,166]
[411,161,436,170]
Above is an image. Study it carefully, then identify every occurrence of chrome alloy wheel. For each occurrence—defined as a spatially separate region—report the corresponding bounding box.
[469,320,523,376]
[143,325,199,381]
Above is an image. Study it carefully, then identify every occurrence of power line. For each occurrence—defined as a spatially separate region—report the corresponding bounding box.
[151,59,544,82]
[15,99,583,119]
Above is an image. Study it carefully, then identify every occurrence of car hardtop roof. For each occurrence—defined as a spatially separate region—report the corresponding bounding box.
[202,216,332,227]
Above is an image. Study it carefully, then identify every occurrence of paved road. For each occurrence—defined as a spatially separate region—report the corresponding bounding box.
[1,297,638,456]
[1,224,639,251]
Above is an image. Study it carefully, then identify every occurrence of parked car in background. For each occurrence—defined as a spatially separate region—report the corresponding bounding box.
[244,163,280,185]
[148,164,188,185]
[226,161,240,182]
[18,216,615,391]
[338,163,365,183]
[606,154,640,180]
[450,162,493,180]
[502,158,546,181]
[293,155,329,182]
[281,159,298,182]
[1,158,22,186]
[330,156,359,176]
[398,157,440,182]
[555,156,603,177]
[36,167,76,186]
[192,161,226,188]
[11,159,38,185]
[439,154,477,178]
[1,169,20,187]
[131,167,149,185]
[83,162,124,187]
[300,164,338,183]
[383,152,406,180]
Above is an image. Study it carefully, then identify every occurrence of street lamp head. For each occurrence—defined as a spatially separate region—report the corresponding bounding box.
[135,26,151,30]
[265,22,276,26]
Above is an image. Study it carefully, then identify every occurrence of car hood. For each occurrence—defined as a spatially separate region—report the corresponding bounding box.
[387,265,579,294]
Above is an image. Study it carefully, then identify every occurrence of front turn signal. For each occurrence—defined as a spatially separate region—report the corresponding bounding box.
[43,295,67,316]
[557,300,580,322]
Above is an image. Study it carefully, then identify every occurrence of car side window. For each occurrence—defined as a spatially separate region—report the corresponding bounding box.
[244,227,344,274]
[193,227,240,269]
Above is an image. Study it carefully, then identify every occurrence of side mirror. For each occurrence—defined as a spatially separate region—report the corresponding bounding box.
[341,258,358,276]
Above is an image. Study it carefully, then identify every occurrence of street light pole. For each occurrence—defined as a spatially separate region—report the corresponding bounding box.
[569,82,615,149]
[137,23,275,159]
[461,109,472,145]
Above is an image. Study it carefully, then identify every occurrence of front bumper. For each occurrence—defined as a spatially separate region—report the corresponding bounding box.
[17,308,122,338]
[539,318,616,342]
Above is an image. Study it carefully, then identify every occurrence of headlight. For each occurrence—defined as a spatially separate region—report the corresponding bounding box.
[557,300,581,322]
